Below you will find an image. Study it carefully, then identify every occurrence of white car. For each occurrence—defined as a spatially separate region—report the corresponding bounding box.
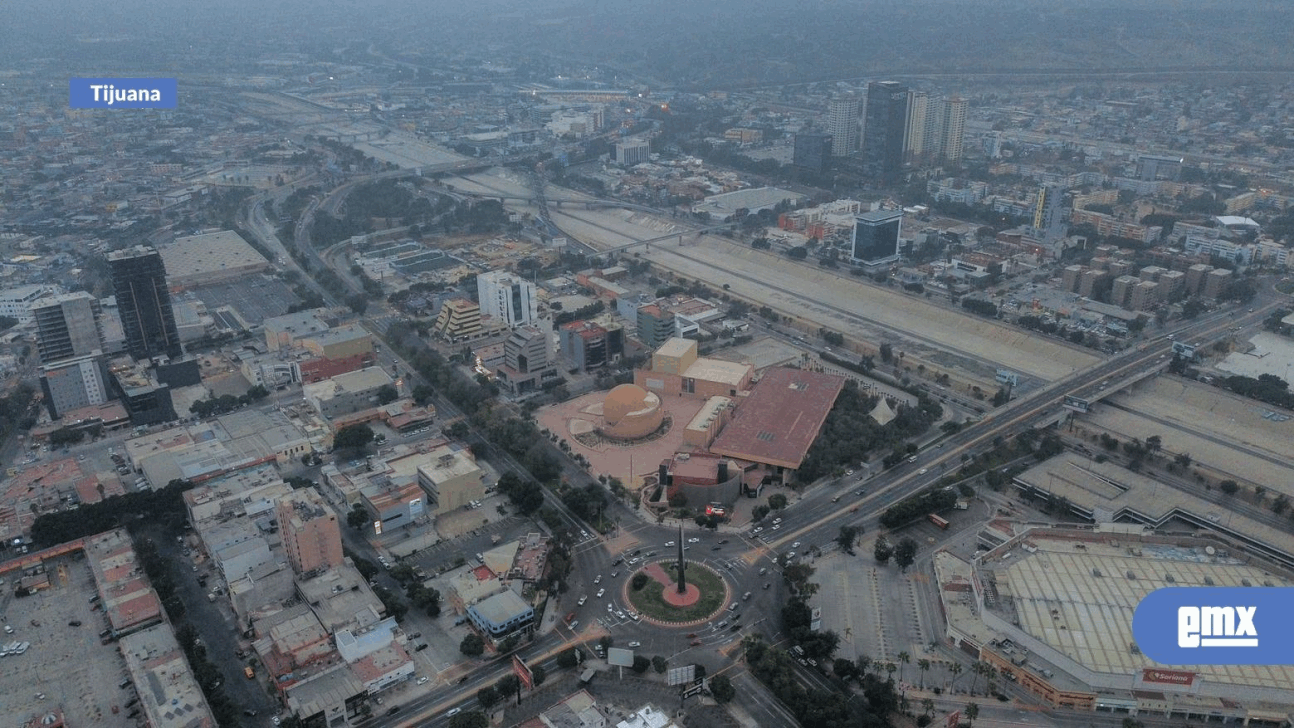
[628,641,641,647]
[616,610,626,619]
[578,596,587,606]
[686,537,700,543]
[771,524,781,531]
[791,541,801,549]
[593,575,602,584]
[752,527,763,534]
[416,676,429,685]
[663,541,675,547]
[446,707,462,717]
[596,588,605,598]
[918,468,928,475]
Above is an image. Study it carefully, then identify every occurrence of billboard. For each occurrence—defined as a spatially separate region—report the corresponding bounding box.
[1062,395,1090,413]
[1141,668,1195,686]
[666,664,696,686]
[607,647,634,668]
[512,655,533,690]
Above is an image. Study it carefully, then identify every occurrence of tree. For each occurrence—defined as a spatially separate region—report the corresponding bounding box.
[347,505,370,531]
[836,525,859,555]
[460,633,485,657]
[497,635,521,655]
[449,711,489,728]
[768,493,788,510]
[917,658,931,689]
[880,342,893,364]
[709,674,735,703]
[556,648,579,669]
[965,702,980,727]
[970,661,988,694]
[652,655,668,674]
[476,685,500,709]
[948,661,963,689]
[631,573,649,590]
[531,665,547,686]
[874,538,893,565]
[894,537,918,571]
[334,423,375,452]
[752,505,770,522]
[833,658,858,680]
[856,654,872,679]
[1219,479,1239,496]
[375,384,400,405]
[496,674,520,702]
[897,651,910,683]
[412,384,435,405]
[345,293,369,315]
[631,655,650,673]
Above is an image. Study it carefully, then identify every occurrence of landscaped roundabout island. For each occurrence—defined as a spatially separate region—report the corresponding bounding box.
[625,559,729,624]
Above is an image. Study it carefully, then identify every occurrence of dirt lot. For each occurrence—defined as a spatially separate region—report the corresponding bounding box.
[548,206,1098,383]
[1084,376,1294,497]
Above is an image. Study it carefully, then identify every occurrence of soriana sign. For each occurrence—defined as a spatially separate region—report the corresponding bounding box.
[1142,668,1196,686]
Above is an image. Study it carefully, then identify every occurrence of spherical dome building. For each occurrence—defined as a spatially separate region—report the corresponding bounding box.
[601,384,664,440]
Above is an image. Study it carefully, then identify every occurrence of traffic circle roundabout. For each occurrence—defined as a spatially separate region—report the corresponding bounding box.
[623,559,730,625]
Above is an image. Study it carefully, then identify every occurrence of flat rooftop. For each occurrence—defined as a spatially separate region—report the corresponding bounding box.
[683,358,751,388]
[1012,452,1294,567]
[709,367,844,470]
[984,532,1294,693]
[161,230,269,284]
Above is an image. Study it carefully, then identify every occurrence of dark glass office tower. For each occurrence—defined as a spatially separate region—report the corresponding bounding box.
[793,132,833,175]
[862,81,910,183]
[108,245,182,360]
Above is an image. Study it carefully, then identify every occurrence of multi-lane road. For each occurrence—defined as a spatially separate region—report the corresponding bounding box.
[245,159,1287,728]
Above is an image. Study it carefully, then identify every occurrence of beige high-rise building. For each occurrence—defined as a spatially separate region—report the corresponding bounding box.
[941,97,968,162]
[903,90,930,161]
[1157,270,1185,301]
[1185,264,1214,295]
[1078,269,1108,298]
[827,95,861,157]
[1062,265,1085,293]
[1203,268,1233,300]
[1111,275,1139,309]
[277,489,343,575]
[1129,280,1160,311]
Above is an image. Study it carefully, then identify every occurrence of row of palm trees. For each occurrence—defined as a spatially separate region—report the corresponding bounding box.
[856,652,999,695]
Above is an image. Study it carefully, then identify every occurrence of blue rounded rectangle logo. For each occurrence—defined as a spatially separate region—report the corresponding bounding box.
[70,78,177,109]
[1133,587,1294,665]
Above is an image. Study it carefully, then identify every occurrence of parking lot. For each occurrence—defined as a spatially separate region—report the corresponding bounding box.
[0,554,138,727]
[188,275,301,326]
[812,548,928,664]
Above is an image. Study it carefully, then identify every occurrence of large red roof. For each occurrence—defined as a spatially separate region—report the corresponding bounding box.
[709,368,844,470]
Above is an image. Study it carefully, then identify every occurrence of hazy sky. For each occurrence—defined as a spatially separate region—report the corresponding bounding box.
[5,0,1292,86]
